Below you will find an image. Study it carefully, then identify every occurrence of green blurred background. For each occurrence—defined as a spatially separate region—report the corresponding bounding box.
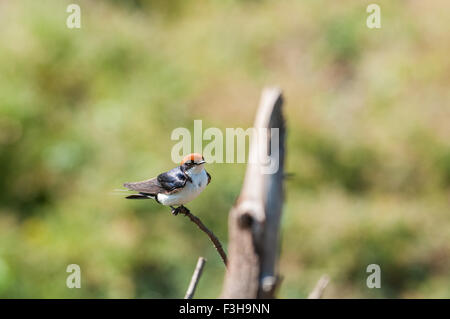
[0,0,449,298]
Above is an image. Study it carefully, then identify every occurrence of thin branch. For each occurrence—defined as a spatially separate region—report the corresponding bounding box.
[179,207,228,266]
[307,275,330,299]
[185,257,207,299]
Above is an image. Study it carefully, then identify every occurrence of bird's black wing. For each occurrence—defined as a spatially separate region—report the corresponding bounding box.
[123,166,188,196]
[157,166,189,192]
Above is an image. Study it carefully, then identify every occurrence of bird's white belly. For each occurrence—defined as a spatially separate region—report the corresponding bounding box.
[157,170,208,206]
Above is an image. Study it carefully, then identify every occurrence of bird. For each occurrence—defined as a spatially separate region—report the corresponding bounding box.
[123,153,211,215]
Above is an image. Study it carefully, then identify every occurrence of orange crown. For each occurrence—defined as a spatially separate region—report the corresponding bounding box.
[181,153,204,165]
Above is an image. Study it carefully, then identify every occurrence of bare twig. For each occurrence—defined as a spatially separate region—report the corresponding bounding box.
[179,207,228,266]
[185,257,207,299]
[221,87,285,298]
[308,275,330,299]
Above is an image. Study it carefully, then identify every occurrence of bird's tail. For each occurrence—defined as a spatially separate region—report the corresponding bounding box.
[125,193,156,200]
[110,189,155,200]
[125,194,149,199]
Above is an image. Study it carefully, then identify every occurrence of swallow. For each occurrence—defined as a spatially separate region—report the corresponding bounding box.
[123,153,211,215]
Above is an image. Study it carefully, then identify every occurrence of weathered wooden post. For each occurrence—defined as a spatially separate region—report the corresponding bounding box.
[221,87,285,298]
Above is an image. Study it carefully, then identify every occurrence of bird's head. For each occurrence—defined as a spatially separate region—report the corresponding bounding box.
[180,153,206,174]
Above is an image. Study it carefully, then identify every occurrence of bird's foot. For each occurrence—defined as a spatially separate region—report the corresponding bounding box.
[170,205,190,216]
[170,206,179,216]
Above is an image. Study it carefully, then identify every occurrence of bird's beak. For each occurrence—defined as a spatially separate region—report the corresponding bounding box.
[197,160,206,165]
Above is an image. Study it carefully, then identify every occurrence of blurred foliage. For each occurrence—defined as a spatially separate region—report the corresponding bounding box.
[0,0,449,298]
